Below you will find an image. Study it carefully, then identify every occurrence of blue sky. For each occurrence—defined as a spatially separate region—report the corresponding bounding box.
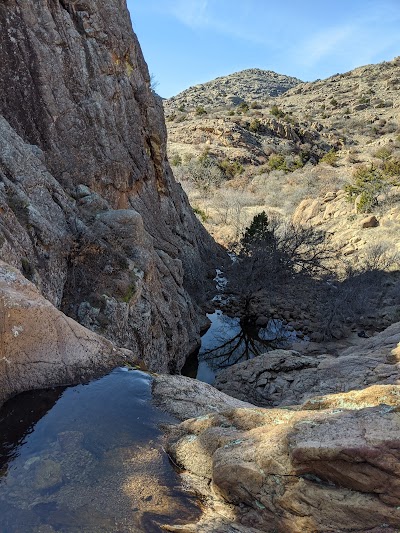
[127,0,400,98]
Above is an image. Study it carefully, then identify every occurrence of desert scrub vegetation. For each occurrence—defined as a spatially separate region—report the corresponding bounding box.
[225,211,400,340]
[320,149,339,166]
[173,152,223,195]
[170,152,182,166]
[345,165,387,213]
[267,153,304,172]
[195,106,207,116]
[217,159,244,179]
[270,105,285,118]
[248,118,262,133]
[238,101,250,113]
[345,152,400,212]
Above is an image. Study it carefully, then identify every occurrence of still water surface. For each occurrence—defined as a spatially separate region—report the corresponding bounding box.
[0,369,200,532]
[182,310,298,384]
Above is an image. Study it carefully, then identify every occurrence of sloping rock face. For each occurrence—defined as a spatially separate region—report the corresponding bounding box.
[0,1,221,372]
[167,400,400,532]
[152,374,253,420]
[214,325,400,406]
[0,261,140,408]
[158,374,400,532]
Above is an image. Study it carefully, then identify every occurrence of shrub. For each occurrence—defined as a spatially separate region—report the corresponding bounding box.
[358,96,370,105]
[320,149,339,166]
[383,158,400,178]
[193,206,208,222]
[345,165,386,213]
[177,154,223,194]
[270,105,285,119]
[195,106,207,116]
[249,118,262,133]
[198,147,211,165]
[373,146,392,161]
[250,101,262,109]
[218,159,244,179]
[268,154,288,172]
[238,102,249,113]
[170,153,182,166]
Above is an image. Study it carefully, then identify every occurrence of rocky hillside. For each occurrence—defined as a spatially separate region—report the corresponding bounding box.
[165,58,399,165]
[164,59,400,342]
[165,57,400,248]
[0,0,221,376]
[165,68,302,112]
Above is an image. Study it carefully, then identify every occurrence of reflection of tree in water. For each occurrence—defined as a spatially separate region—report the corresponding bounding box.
[201,315,291,370]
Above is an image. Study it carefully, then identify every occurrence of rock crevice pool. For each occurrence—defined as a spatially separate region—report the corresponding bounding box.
[0,369,200,533]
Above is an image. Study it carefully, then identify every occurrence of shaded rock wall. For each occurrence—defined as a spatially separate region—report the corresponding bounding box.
[0,261,140,408]
[214,326,400,407]
[0,0,221,372]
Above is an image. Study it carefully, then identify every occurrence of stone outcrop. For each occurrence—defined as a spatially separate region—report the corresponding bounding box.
[0,0,222,373]
[214,323,400,406]
[152,374,253,420]
[154,373,400,532]
[151,322,400,532]
[166,397,400,532]
[0,261,141,408]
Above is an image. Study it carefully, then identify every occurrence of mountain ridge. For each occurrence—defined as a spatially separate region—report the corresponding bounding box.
[165,67,302,111]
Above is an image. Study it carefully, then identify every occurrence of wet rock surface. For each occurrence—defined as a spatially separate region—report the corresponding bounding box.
[0,369,201,533]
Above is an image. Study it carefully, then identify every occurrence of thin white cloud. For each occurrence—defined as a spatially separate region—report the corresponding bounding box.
[293,4,400,74]
[169,0,209,28]
[298,25,354,67]
[148,0,276,47]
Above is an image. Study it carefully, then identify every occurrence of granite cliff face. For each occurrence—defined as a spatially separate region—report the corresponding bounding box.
[0,0,220,374]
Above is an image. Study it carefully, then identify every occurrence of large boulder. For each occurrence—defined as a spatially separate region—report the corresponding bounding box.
[0,261,140,408]
[165,385,400,532]
[152,374,253,421]
[214,324,400,406]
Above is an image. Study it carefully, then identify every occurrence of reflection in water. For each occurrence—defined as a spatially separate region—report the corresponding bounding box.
[0,387,65,479]
[182,310,298,384]
[0,369,200,532]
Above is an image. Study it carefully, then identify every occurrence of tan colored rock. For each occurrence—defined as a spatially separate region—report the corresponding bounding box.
[167,391,400,532]
[301,383,400,410]
[323,191,337,202]
[292,198,322,225]
[0,261,140,408]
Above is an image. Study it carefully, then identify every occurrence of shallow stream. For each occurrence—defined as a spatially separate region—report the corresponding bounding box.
[182,309,298,384]
[0,369,200,532]
[182,267,301,384]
